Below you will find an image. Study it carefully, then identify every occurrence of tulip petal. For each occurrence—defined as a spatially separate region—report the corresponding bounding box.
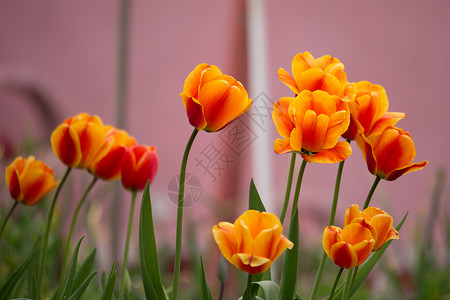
[51,124,82,167]
[323,226,343,257]
[352,239,375,266]
[330,241,358,269]
[289,127,303,153]
[182,63,209,98]
[344,204,362,226]
[369,112,405,137]
[5,165,22,201]
[295,68,323,93]
[273,97,295,139]
[278,68,299,95]
[212,222,237,262]
[237,253,271,267]
[341,223,374,246]
[369,214,394,250]
[274,138,293,154]
[292,52,317,74]
[181,93,207,131]
[385,161,429,181]
[321,73,344,96]
[304,141,351,164]
[356,133,378,175]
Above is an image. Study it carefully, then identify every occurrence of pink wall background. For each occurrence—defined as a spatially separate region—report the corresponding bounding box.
[1,0,449,283]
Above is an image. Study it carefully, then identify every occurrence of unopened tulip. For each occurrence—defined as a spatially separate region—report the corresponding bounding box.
[278,51,348,96]
[323,223,375,269]
[345,204,399,251]
[180,63,252,132]
[212,210,293,274]
[5,156,58,206]
[90,126,137,181]
[120,145,158,191]
[356,127,428,181]
[51,113,106,169]
[342,81,405,140]
[273,90,351,163]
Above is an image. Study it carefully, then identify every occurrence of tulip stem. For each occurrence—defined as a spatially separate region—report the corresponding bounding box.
[309,159,346,300]
[0,201,18,244]
[39,166,72,295]
[363,176,381,209]
[329,267,344,300]
[244,274,253,300]
[218,282,225,300]
[172,128,199,300]
[290,159,307,219]
[341,268,354,300]
[280,153,296,225]
[347,266,358,299]
[119,189,137,295]
[59,175,98,296]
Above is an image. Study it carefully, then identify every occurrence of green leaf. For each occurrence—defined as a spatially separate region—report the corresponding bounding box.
[67,271,97,300]
[139,181,168,300]
[199,257,213,300]
[30,273,39,300]
[101,260,117,300]
[0,244,39,300]
[60,235,85,300]
[253,281,280,300]
[279,209,299,300]
[73,248,96,292]
[332,212,408,299]
[249,179,266,212]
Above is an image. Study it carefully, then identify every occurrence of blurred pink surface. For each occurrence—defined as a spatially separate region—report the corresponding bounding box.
[0,0,448,271]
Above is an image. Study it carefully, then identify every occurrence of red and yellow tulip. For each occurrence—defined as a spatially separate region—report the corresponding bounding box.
[212,210,293,274]
[344,204,399,251]
[273,90,351,163]
[180,63,252,132]
[278,51,348,96]
[120,145,158,191]
[342,81,405,141]
[5,156,58,206]
[323,223,375,269]
[90,125,137,181]
[356,126,428,181]
[51,113,106,169]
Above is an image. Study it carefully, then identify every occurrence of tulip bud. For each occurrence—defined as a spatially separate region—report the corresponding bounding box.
[120,145,158,191]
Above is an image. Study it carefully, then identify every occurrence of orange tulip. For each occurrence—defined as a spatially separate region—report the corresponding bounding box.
[212,210,293,274]
[344,204,399,251]
[342,81,405,140]
[5,156,58,206]
[120,145,158,191]
[180,63,252,132]
[356,126,428,181]
[51,113,106,169]
[278,51,348,96]
[323,223,375,269]
[273,90,352,163]
[89,125,137,181]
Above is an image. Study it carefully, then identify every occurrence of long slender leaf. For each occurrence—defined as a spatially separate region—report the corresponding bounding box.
[0,244,39,300]
[199,258,213,300]
[249,179,266,212]
[279,209,299,300]
[101,260,117,300]
[139,181,168,300]
[253,280,280,300]
[66,271,97,300]
[73,248,96,292]
[60,235,85,300]
[31,273,39,300]
[332,212,408,299]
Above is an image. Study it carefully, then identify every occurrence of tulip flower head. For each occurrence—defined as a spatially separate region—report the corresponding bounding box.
[278,51,348,96]
[212,210,293,274]
[323,223,375,269]
[120,145,158,191]
[51,113,106,169]
[90,126,137,181]
[356,126,428,181]
[342,81,405,141]
[180,63,252,132]
[5,156,58,206]
[273,90,352,163]
[345,204,399,251]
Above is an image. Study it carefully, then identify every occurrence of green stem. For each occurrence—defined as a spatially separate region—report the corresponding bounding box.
[329,268,344,300]
[341,268,354,300]
[120,190,138,294]
[0,201,18,244]
[39,166,72,294]
[279,153,296,225]
[310,159,346,300]
[59,175,98,295]
[290,159,307,219]
[171,128,199,300]
[244,274,253,300]
[347,266,358,299]
[363,176,381,209]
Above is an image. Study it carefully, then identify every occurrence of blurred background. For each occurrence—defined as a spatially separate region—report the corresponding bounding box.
[1,0,449,299]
